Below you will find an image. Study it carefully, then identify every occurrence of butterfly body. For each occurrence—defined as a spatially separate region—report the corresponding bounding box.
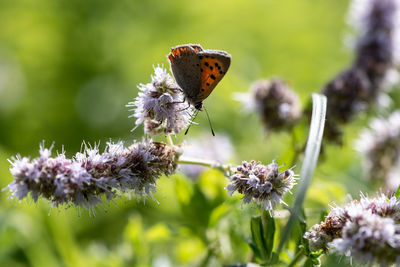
[168,44,231,110]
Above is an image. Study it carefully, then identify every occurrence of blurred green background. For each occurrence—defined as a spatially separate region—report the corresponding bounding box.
[0,0,389,266]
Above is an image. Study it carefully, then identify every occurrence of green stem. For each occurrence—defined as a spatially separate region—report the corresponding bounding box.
[177,156,231,174]
[289,125,306,168]
[198,243,217,267]
[178,156,218,167]
[278,94,327,253]
[166,134,174,146]
[287,250,304,267]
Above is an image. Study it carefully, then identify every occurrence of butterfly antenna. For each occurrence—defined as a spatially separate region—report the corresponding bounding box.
[185,110,199,135]
[203,106,215,136]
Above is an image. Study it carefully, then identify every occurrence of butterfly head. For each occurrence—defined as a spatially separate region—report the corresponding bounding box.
[194,102,203,111]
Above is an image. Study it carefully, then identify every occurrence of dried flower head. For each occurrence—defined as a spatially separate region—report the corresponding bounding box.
[237,78,301,131]
[226,160,296,211]
[356,111,400,191]
[304,193,400,266]
[181,133,234,178]
[7,139,181,209]
[127,65,192,135]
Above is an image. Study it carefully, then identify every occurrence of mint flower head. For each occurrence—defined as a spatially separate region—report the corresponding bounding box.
[236,78,301,132]
[304,193,400,266]
[349,0,400,76]
[356,111,400,191]
[6,139,180,209]
[227,160,296,211]
[323,0,400,143]
[127,65,192,135]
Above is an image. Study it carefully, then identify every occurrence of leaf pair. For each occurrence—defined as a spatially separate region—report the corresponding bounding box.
[248,212,278,265]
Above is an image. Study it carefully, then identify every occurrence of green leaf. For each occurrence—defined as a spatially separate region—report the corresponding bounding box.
[308,257,321,266]
[267,252,279,265]
[250,213,277,264]
[278,94,327,253]
[224,263,261,267]
[261,211,275,260]
[395,184,400,198]
[246,237,262,260]
[319,208,328,222]
[294,209,308,254]
[303,258,314,267]
[251,216,267,261]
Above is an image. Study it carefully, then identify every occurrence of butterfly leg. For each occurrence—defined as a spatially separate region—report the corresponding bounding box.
[167,97,191,111]
[168,96,186,105]
[177,103,192,112]
[169,87,184,93]
[185,109,199,135]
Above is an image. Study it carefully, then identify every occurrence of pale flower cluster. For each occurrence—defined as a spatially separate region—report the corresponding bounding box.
[7,140,180,209]
[304,194,400,266]
[227,160,296,211]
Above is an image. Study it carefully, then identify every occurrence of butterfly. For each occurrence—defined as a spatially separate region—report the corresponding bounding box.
[167,44,231,111]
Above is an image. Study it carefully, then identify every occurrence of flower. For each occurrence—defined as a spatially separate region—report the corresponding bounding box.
[323,0,400,143]
[323,68,371,124]
[127,65,193,135]
[6,139,181,209]
[304,193,400,266]
[350,0,400,89]
[355,111,400,191]
[236,78,301,131]
[331,211,400,265]
[323,68,371,141]
[349,0,400,67]
[226,160,296,211]
[180,133,234,178]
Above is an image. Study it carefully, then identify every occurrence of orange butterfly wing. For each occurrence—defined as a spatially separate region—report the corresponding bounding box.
[197,50,231,102]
